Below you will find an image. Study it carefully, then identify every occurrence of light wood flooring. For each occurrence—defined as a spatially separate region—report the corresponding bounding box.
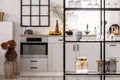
[0,76,63,80]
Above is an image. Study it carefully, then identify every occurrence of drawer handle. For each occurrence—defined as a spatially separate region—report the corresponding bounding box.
[110,44,117,46]
[30,67,38,69]
[58,39,63,41]
[73,45,75,51]
[77,44,79,51]
[30,60,38,62]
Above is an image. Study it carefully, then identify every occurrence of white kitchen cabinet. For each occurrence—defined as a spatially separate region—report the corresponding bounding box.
[0,22,13,75]
[21,58,48,72]
[105,42,120,57]
[105,42,120,71]
[66,42,100,71]
[79,43,100,71]
[48,37,63,72]
[66,43,76,71]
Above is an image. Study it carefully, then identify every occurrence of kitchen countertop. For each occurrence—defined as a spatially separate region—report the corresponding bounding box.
[20,34,96,37]
[20,34,120,37]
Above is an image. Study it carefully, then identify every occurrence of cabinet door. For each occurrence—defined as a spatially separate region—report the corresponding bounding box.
[105,42,120,71]
[48,44,63,72]
[79,43,100,71]
[66,43,76,71]
[105,43,120,57]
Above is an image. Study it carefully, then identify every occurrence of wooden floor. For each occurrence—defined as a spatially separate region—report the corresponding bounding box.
[0,76,63,80]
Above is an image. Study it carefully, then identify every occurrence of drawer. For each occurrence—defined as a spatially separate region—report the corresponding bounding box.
[21,58,48,72]
[48,37,63,43]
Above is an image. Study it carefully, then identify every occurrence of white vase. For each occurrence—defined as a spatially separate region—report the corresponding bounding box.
[73,30,82,41]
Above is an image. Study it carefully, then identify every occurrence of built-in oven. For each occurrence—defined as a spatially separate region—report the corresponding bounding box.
[20,37,48,73]
[21,37,48,58]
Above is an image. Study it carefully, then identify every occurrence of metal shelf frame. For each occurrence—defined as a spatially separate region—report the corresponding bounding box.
[63,0,120,80]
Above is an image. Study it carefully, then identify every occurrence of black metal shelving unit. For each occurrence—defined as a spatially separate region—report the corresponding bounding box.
[63,0,120,80]
[21,0,50,27]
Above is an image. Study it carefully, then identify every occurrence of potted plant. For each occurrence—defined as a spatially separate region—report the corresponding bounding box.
[1,40,17,78]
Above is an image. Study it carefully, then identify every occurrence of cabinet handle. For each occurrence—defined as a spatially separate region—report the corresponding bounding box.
[110,44,117,46]
[77,44,79,51]
[73,45,75,51]
[30,60,38,62]
[30,67,38,69]
[58,39,63,41]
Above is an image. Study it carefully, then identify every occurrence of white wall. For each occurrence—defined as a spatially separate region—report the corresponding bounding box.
[0,0,63,74]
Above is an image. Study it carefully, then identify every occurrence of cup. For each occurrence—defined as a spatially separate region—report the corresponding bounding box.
[73,30,82,41]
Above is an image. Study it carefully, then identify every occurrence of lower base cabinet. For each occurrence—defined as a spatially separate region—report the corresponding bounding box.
[48,44,63,72]
[21,58,48,72]
[66,43,100,71]
[66,43,76,71]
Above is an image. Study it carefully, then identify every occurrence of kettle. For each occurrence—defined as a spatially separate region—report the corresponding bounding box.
[24,29,33,35]
[109,24,119,35]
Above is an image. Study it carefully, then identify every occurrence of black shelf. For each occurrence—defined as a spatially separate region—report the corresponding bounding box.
[65,41,102,42]
[65,71,103,75]
[65,71,120,75]
[65,40,120,43]
[63,0,120,80]
[65,8,120,11]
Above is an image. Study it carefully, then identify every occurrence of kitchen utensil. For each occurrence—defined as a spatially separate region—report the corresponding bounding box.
[24,29,33,35]
[94,0,99,8]
[87,0,93,8]
[109,24,119,35]
[65,30,73,35]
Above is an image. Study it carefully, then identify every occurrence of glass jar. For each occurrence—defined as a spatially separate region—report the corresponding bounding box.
[107,58,118,73]
[75,57,88,73]
[96,60,108,73]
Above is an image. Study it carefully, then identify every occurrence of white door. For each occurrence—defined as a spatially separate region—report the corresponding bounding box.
[79,43,100,71]
[0,22,13,74]
[48,44,63,72]
[105,42,120,72]
[66,43,76,71]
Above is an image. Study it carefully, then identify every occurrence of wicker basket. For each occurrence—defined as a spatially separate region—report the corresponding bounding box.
[0,12,4,21]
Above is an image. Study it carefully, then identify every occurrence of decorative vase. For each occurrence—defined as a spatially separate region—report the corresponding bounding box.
[4,47,17,78]
[73,30,82,41]
[4,60,17,78]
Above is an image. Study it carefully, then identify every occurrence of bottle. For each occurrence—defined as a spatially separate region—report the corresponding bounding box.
[94,27,97,35]
[55,20,59,33]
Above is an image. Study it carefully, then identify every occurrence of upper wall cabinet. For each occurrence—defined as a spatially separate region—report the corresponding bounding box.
[21,0,50,27]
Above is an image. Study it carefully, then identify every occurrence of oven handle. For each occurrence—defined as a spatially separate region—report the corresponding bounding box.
[30,60,38,62]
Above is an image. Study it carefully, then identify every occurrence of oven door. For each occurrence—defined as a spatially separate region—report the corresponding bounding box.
[21,42,48,58]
